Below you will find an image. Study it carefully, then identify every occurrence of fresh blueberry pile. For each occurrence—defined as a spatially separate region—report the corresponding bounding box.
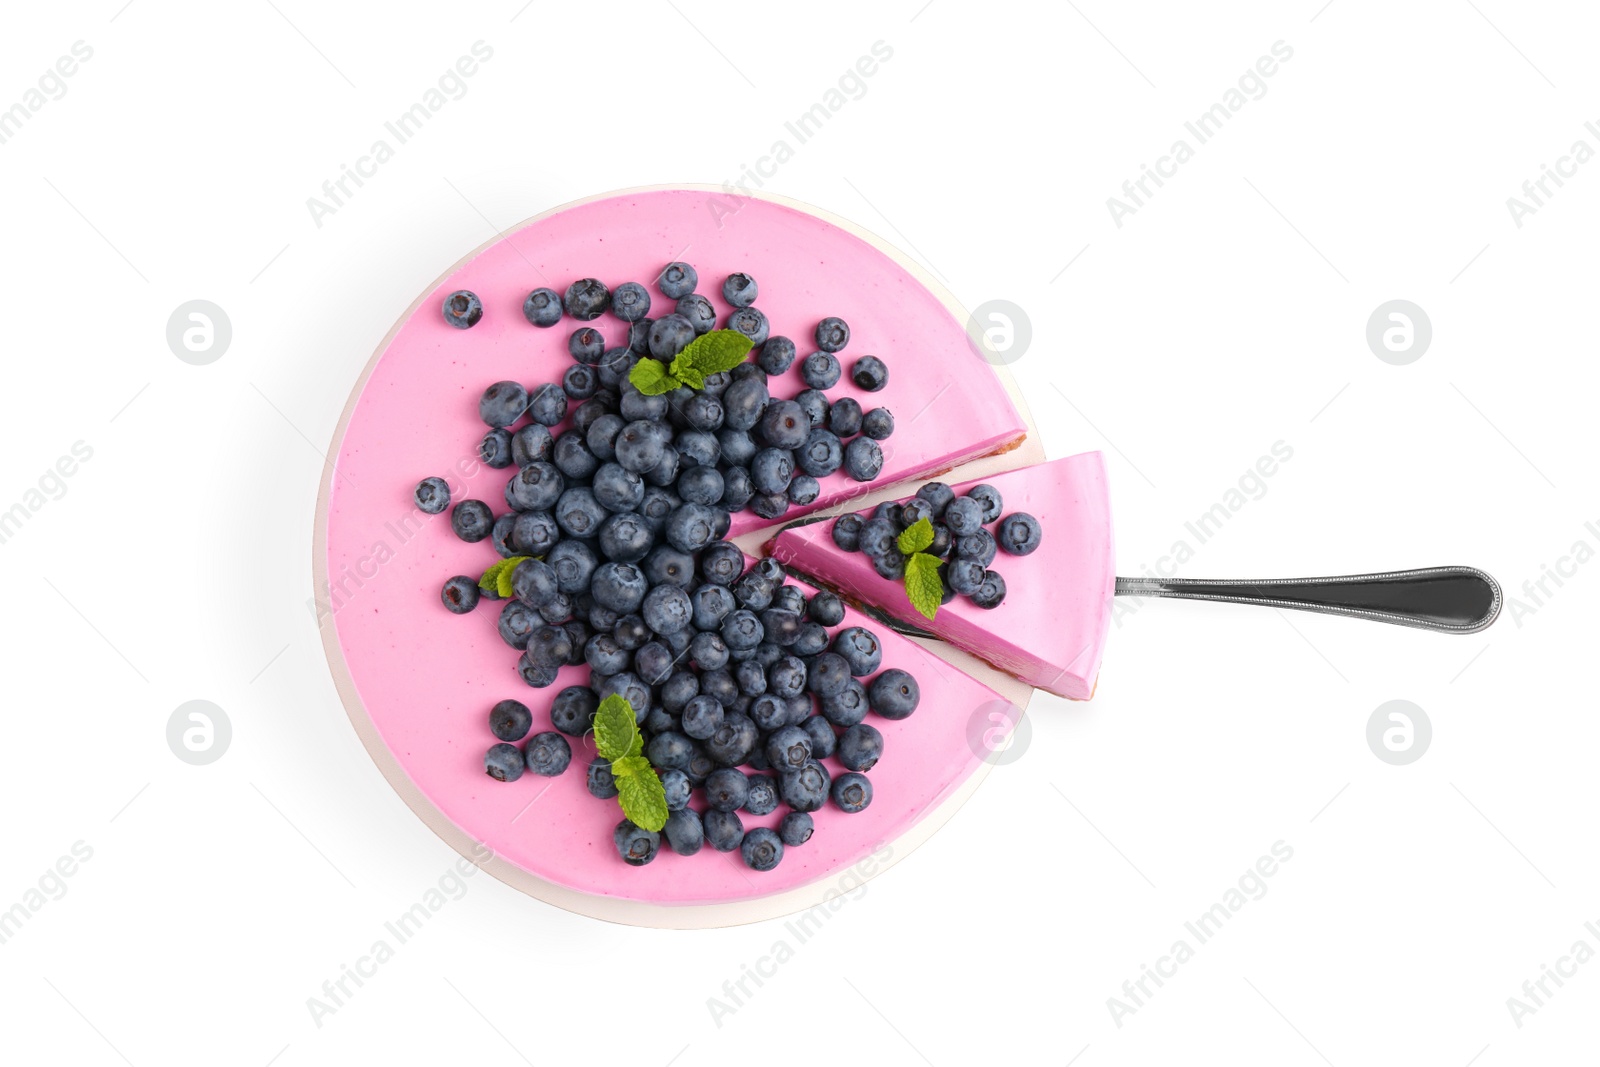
[832,482,1043,610]
[420,266,919,870]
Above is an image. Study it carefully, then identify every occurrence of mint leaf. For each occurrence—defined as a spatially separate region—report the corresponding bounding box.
[676,329,754,378]
[898,517,935,555]
[903,552,944,622]
[592,695,639,761]
[616,765,669,831]
[611,754,650,779]
[630,358,681,396]
[479,556,529,597]
[668,358,705,390]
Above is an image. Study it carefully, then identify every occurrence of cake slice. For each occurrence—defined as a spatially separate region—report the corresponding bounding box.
[769,453,1115,699]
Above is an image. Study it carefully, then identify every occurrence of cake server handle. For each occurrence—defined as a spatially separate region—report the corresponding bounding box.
[1113,565,1501,634]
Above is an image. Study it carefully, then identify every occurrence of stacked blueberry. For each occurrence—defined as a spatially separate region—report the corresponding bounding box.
[832,482,1044,610]
[421,265,919,870]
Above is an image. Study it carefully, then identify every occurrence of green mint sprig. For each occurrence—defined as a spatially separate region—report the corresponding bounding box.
[478,556,531,598]
[896,517,943,622]
[629,329,753,396]
[592,695,667,831]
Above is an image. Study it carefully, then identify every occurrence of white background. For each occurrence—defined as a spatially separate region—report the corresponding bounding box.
[2,1,1596,1064]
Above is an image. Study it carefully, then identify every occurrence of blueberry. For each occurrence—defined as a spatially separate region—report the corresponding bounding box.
[832,771,872,813]
[479,429,513,468]
[479,381,528,428]
[689,631,728,671]
[765,724,812,771]
[451,500,494,542]
[646,731,695,773]
[843,437,884,482]
[705,713,760,766]
[727,306,769,345]
[523,287,563,327]
[872,551,906,580]
[800,715,837,760]
[778,811,814,847]
[857,517,897,558]
[747,449,792,496]
[665,503,720,553]
[704,767,749,813]
[722,377,770,432]
[757,335,797,375]
[551,686,598,735]
[517,655,560,688]
[643,446,681,488]
[545,539,598,595]
[876,501,906,529]
[619,388,667,424]
[523,731,571,776]
[586,414,627,464]
[632,641,673,685]
[910,481,951,516]
[614,820,660,866]
[504,462,563,513]
[553,433,601,483]
[945,557,986,596]
[691,583,738,631]
[676,293,717,334]
[869,669,920,719]
[796,428,843,477]
[511,424,555,467]
[779,760,830,813]
[682,695,725,741]
[999,512,1043,555]
[674,429,720,467]
[648,314,698,361]
[807,590,846,626]
[492,601,537,652]
[609,280,651,323]
[742,774,779,816]
[832,626,883,675]
[767,654,808,697]
[956,528,998,566]
[509,558,556,607]
[851,355,889,392]
[832,514,864,551]
[799,352,841,390]
[733,572,775,611]
[657,261,698,299]
[486,699,532,742]
[662,809,704,856]
[524,623,572,667]
[485,742,524,781]
[762,609,805,647]
[828,397,863,437]
[563,278,610,320]
[554,486,607,538]
[593,462,645,512]
[661,768,693,811]
[596,512,653,563]
[971,570,1007,609]
[702,809,744,852]
[585,634,631,676]
[732,826,781,872]
[414,476,451,515]
[640,545,694,589]
[443,290,483,329]
[717,429,758,469]
[700,541,745,586]
[699,668,739,707]
[900,498,935,528]
[819,678,869,727]
[735,658,768,697]
[757,401,809,450]
[711,272,754,308]
[597,348,638,391]
[701,371,733,397]
[681,392,724,432]
[638,486,680,532]
[441,575,480,614]
[944,497,984,537]
[837,723,883,772]
[591,562,648,613]
[641,584,692,635]
[587,756,619,799]
[814,316,849,352]
[792,621,831,657]
[928,522,954,558]
[527,384,567,426]
[569,326,607,364]
[861,408,894,440]
[795,389,830,430]
[749,693,788,732]
[720,609,765,652]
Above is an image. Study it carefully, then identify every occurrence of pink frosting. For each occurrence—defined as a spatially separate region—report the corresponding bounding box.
[323,190,1020,904]
[771,453,1116,700]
